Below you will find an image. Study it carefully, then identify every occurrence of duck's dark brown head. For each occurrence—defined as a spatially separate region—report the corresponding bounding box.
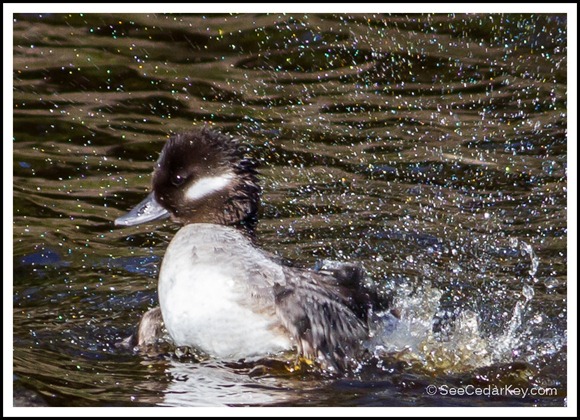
[115,128,259,235]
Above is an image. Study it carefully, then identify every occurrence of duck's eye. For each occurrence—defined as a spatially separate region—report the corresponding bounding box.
[171,174,186,187]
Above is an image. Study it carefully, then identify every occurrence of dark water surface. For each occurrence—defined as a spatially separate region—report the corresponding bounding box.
[12,13,569,408]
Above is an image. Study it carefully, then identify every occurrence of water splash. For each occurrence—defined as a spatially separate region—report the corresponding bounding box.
[510,237,539,277]
[370,265,545,375]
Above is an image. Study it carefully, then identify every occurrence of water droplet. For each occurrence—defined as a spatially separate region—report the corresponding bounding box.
[522,284,534,301]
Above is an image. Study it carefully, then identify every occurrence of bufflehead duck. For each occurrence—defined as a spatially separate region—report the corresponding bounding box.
[115,128,386,370]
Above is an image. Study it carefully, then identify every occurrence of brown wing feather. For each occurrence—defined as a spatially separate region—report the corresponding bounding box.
[274,266,369,371]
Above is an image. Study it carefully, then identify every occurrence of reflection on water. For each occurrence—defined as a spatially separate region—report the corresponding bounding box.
[12,12,568,407]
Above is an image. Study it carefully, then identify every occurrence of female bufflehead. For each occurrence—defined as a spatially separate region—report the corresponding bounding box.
[115,128,386,370]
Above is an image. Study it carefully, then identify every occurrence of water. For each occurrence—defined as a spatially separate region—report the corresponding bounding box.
[11,13,568,407]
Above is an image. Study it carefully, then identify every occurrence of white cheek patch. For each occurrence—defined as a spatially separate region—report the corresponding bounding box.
[184,172,234,201]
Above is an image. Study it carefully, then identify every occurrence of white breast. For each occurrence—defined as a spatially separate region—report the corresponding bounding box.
[158,224,292,358]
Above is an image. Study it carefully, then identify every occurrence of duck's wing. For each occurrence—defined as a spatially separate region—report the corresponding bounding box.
[273,267,369,371]
[116,306,166,350]
[135,306,165,346]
